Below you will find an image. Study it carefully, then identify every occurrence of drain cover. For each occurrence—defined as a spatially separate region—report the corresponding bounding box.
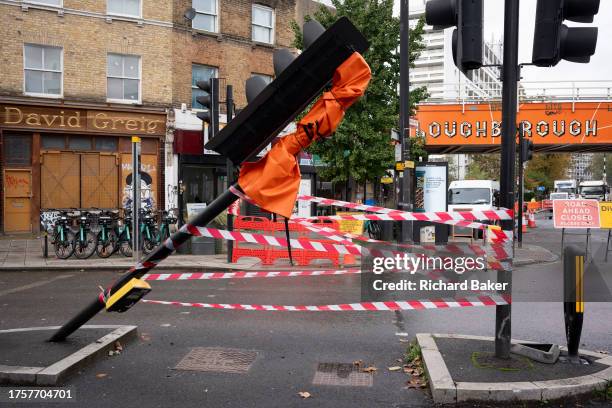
[312,363,373,387]
[174,347,257,374]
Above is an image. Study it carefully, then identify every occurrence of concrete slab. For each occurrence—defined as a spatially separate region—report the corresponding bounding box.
[0,325,137,386]
[417,333,612,405]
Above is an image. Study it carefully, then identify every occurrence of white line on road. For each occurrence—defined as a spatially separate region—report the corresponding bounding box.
[0,274,74,297]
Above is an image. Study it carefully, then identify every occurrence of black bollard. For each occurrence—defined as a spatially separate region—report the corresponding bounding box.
[563,245,584,362]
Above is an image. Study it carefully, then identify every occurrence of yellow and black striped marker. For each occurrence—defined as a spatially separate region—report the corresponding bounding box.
[564,246,585,359]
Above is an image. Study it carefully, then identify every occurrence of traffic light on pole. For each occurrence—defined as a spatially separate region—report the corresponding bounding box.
[521,139,534,163]
[532,0,600,67]
[196,78,220,140]
[425,0,483,74]
[204,17,368,165]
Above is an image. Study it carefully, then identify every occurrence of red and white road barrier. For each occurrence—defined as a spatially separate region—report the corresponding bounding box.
[142,294,510,311]
[143,269,361,281]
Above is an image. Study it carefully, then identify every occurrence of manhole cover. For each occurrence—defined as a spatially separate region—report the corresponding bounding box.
[312,363,373,387]
[174,347,257,374]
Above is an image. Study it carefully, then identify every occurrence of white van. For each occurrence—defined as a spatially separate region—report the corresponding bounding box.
[448,180,500,212]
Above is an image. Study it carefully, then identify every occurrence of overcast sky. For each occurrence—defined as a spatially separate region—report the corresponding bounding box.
[393,0,612,83]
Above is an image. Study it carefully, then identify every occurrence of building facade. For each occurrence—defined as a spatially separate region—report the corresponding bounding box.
[0,0,310,233]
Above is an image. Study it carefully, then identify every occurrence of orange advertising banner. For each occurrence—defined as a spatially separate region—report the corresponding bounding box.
[414,101,612,152]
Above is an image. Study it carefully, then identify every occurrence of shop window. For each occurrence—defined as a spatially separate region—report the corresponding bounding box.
[3,134,32,166]
[192,64,217,109]
[95,136,118,152]
[192,0,218,33]
[252,4,274,44]
[41,135,66,150]
[24,44,62,97]
[107,0,141,18]
[68,136,92,150]
[107,53,141,103]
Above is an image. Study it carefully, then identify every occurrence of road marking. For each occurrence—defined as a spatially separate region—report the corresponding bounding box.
[0,274,74,297]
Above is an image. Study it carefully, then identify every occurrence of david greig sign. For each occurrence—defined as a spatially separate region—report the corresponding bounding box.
[414,101,612,152]
[0,105,165,136]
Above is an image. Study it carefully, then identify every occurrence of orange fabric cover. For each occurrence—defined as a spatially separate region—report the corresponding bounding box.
[238,52,371,218]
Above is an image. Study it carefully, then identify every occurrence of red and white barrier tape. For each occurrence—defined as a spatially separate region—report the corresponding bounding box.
[143,269,361,281]
[142,294,510,311]
[228,186,512,242]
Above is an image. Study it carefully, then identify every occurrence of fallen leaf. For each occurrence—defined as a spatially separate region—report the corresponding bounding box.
[388,366,402,372]
[596,350,609,355]
[362,366,377,374]
[407,378,426,389]
[352,360,363,368]
[108,350,115,356]
[399,339,411,343]
[96,373,107,379]
[115,341,123,352]
[298,391,311,399]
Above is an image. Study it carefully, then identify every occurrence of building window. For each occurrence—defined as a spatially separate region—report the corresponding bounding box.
[251,73,273,85]
[107,53,141,103]
[3,134,32,166]
[192,0,218,32]
[25,0,62,7]
[252,4,274,44]
[192,64,217,109]
[95,137,118,152]
[41,135,66,150]
[68,136,92,151]
[107,0,141,18]
[24,44,62,97]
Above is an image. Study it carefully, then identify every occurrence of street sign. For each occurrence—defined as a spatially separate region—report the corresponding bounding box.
[553,199,600,229]
[599,202,612,229]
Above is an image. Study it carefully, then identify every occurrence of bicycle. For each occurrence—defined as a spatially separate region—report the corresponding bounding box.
[95,208,119,258]
[114,209,133,257]
[73,209,97,259]
[51,209,76,259]
[140,208,158,255]
[156,209,177,244]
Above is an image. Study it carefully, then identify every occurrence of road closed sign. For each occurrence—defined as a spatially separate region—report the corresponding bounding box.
[553,199,600,229]
[600,202,612,229]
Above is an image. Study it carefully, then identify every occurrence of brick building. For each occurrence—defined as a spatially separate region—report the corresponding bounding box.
[0,0,315,234]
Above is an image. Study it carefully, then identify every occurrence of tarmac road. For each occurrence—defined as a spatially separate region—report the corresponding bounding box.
[0,217,611,408]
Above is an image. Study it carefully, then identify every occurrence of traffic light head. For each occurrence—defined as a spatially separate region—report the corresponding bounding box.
[195,78,220,139]
[532,0,600,67]
[521,139,534,163]
[204,17,368,165]
[425,0,483,74]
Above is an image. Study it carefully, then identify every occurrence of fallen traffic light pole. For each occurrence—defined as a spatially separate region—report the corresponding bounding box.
[49,17,370,342]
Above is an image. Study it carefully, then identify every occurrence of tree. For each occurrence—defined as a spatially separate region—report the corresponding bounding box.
[466,154,501,180]
[524,154,570,191]
[291,0,428,184]
[588,153,612,185]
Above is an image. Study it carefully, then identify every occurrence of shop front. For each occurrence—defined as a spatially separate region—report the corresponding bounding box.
[0,102,166,233]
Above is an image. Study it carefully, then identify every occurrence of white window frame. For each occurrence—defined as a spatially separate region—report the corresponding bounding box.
[251,4,275,45]
[191,64,218,111]
[24,0,63,8]
[23,44,63,98]
[106,53,142,104]
[106,0,143,19]
[192,0,219,33]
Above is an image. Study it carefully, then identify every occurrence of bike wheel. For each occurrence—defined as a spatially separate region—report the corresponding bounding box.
[142,228,158,254]
[53,230,75,259]
[96,229,117,258]
[119,236,133,257]
[73,230,97,259]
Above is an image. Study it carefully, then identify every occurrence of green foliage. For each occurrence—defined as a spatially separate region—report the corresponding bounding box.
[466,154,501,180]
[525,154,570,191]
[290,0,428,183]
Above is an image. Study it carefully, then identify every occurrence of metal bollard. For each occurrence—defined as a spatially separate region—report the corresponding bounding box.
[563,245,585,362]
